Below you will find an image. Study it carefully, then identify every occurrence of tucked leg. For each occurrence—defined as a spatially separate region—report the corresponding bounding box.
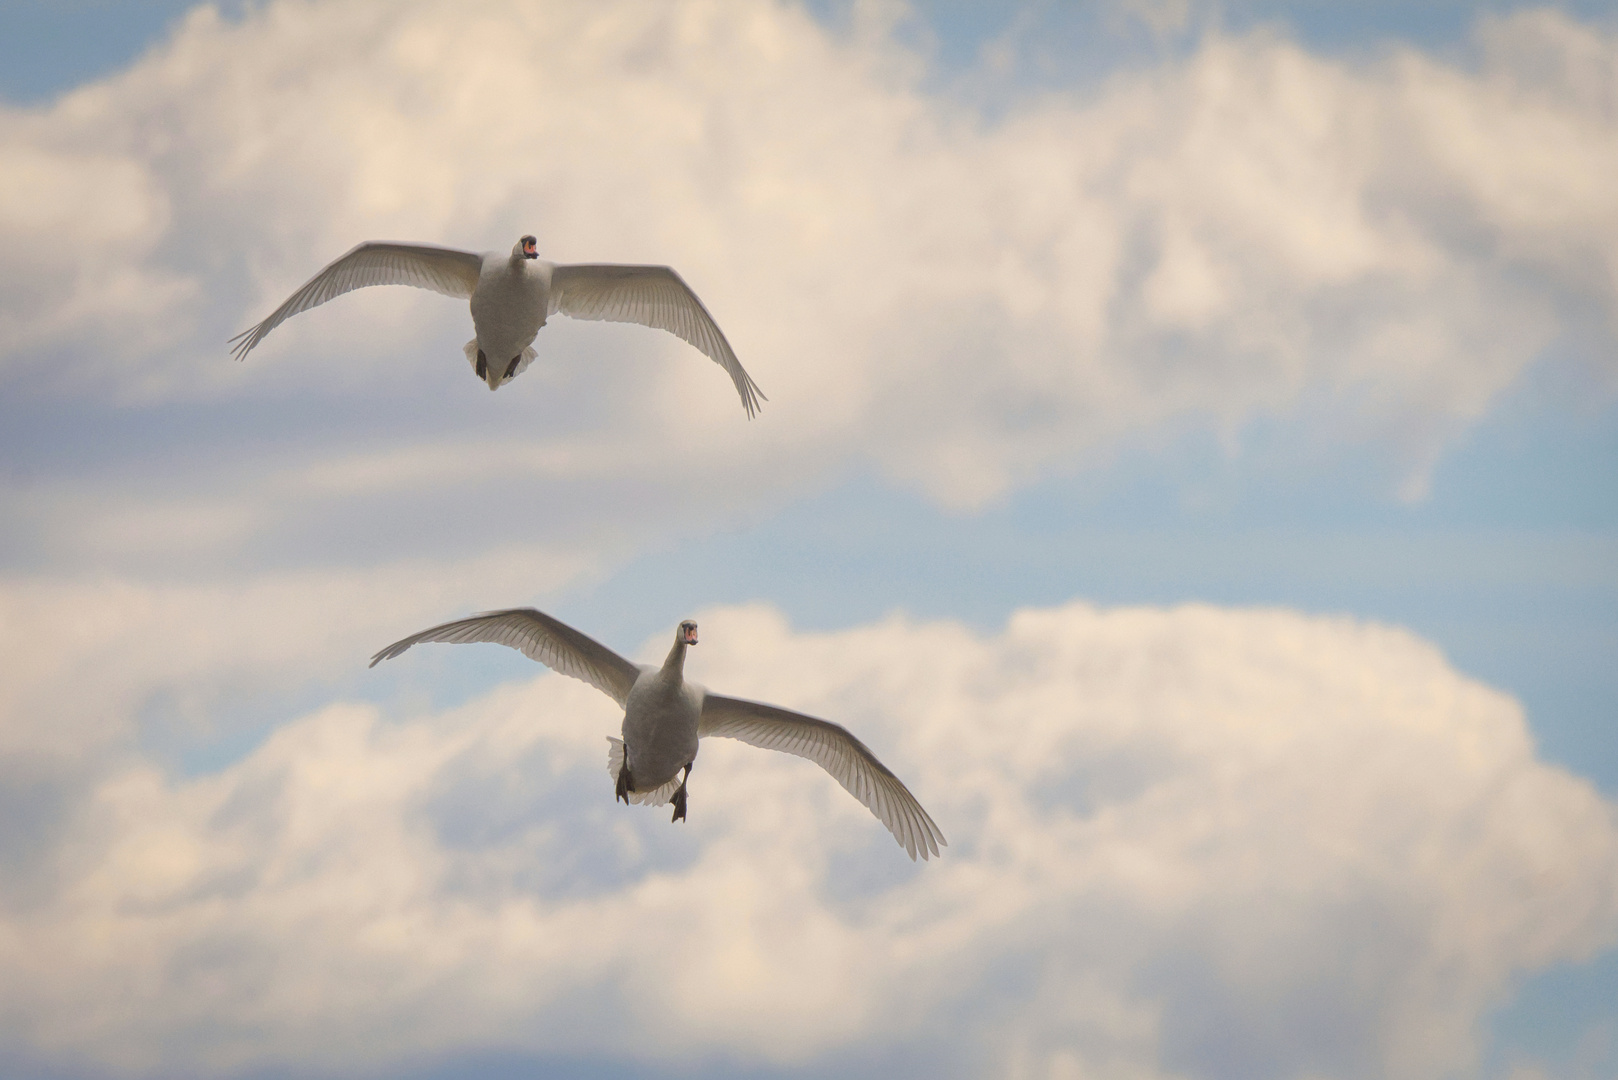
[503,354,522,380]
[475,349,488,381]
[615,758,634,805]
[670,762,693,823]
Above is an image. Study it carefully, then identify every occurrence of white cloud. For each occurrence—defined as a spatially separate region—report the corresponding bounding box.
[0,552,596,763]
[0,597,1611,1078]
[0,122,195,366]
[0,1,1614,568]
[3,7,1615,1073]
[1114,0,1194,39]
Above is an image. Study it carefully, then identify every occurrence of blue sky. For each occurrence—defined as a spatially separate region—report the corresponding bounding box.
[1,2,1616,1079]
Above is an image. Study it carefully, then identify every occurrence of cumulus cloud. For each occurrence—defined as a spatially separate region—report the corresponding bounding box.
[0,550,605,763]
[0,551,597,920]
[0,599,1611,1078]
[3,7,1615,1076]
[1,1,1615,582]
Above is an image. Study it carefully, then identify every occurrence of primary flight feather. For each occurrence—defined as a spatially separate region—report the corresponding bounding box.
[230,236,764,417]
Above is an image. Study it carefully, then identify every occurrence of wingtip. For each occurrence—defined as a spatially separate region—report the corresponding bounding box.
[732,370,766,419]
[906,818,947,861]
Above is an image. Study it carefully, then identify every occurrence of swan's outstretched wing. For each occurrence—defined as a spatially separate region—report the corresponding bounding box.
[549,263,765,418]
[230,241,484,360]
[370,607,640,708]
[699,694,945,860]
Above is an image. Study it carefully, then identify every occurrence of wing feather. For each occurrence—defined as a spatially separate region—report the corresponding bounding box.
[698,694,945,860]
[370,607,639,708]
[549,263,765,418]
[230,241,483,360]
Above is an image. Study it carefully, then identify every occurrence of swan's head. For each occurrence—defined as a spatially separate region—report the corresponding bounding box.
[518,235,538,260]
[678,620,699,646]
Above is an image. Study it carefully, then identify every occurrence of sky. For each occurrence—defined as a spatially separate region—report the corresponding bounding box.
[0,1,1615,1078]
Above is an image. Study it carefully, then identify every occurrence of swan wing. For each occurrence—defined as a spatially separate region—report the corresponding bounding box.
[230,241,483,360]
[549,263,765,418]
[699,693,945,860]
[370,607,639,708]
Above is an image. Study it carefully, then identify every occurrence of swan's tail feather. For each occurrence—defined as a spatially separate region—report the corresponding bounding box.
[465,341,536,390]
[605,736,681,807]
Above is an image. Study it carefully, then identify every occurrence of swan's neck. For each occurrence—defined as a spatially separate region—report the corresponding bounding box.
[661,640,688,679]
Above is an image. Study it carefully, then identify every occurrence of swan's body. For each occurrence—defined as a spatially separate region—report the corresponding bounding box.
[618,623,703,812]
[371,609,945,859]
[467,247,548,385]
[230,236,764,416]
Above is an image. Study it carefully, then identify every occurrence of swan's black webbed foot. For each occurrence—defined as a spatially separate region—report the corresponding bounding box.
[503,354,521,380]
[670,762,692,823]
[615,760,633,805]
[475,349,488,380]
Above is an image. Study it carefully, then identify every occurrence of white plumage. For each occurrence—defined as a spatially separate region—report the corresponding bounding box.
[371,608,945,860]
[230,236,764,416]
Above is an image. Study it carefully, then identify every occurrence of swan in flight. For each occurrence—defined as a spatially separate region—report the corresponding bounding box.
[371,608,945,860]
[229,236,764,417]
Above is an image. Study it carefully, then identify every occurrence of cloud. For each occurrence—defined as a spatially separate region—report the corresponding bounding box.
[0,598,1611,1078]
[0,551,604,763]
[1,1,1615,584]
[4,7,1616,1072]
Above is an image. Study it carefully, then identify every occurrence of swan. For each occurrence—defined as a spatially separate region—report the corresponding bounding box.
[229,236,764,417]
[371,608,945,860]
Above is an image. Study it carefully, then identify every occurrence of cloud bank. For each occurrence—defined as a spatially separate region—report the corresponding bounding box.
[1,600,1612,1078]
[3,4,1615,1077]
[2,1,1617,586]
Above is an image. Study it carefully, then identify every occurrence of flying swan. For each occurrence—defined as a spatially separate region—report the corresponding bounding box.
[230,236,764,416]
[371,608,945,860]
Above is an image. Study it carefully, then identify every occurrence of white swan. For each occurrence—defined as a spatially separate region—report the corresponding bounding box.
[230,236,764,416]
[371,608,945,860]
